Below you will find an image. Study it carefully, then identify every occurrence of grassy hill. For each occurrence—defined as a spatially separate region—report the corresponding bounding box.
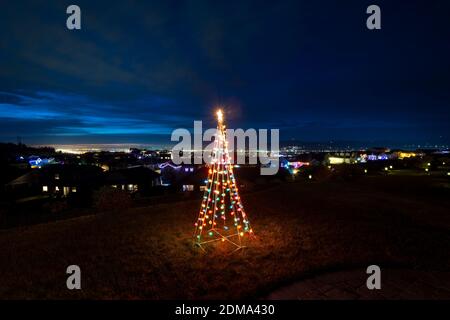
[0,175,449,299]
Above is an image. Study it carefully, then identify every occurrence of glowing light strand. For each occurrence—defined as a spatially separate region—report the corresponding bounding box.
[193,109,253,250]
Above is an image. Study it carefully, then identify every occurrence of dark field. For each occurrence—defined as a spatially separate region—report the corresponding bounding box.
[1,174,450,299]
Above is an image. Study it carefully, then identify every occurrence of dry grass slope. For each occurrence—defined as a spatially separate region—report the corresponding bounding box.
[0,175,449,299]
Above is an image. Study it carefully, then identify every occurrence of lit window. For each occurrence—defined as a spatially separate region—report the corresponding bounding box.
[126,184,138,191]
[183,185,194,192]
[54,174,60,180]
[71,187,77,193]
[55,186,60,191]
[42,186,48,192]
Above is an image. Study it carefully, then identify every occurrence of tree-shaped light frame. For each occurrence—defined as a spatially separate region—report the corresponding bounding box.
[193,110,253,250]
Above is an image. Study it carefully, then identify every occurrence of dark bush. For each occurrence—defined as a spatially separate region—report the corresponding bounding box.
[93,186,133,213]
[42,200,68,214]
[332,164,363,181]
[312,166,333,182]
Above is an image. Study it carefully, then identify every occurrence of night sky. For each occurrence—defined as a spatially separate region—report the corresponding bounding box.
[0,1,449,147]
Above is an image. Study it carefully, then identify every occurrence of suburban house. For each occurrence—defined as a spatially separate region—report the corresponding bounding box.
[105,166,161,195]
[5,164,104,199]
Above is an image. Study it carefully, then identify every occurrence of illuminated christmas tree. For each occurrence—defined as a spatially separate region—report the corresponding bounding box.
[194,109,253,251]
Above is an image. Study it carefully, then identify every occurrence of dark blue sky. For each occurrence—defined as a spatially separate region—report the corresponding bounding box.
[0,0,449,146]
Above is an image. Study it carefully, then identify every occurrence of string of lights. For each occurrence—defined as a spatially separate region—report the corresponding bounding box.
[193,109,253,251]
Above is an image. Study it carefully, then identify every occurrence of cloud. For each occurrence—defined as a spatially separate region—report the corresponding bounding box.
[0,90,195,142]
[0,1,449,145]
